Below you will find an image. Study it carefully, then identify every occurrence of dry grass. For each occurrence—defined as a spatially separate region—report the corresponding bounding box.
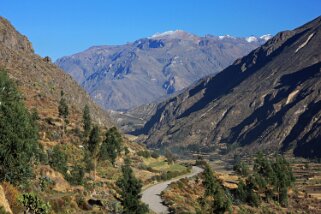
[1,182,23,213]
[36,165,71,192]
[0,184,13,214]
[144,157,187,173]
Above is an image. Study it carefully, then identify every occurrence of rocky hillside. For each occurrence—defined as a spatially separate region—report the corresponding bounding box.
[56,31,270,110]
[0,16,194,213]
[137,16,321,159]
[0,16,111,126]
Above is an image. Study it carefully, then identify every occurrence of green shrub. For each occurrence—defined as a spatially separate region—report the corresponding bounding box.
[137,150,151,158]
[31,108,40,121]
[66,165,85,185]
[19,193,51,214]
[39,176,55,191]
[233,153,295,208]
[151,151,160,159]
[233,161,249,177]
[137,163,155,172]
[48,146,68,174]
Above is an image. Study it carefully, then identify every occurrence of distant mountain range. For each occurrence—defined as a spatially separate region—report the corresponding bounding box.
[136,16,321,159]
[56,31,271,110]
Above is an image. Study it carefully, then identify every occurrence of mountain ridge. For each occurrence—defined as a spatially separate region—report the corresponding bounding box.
[56,31,270,110]
[136,16,321,158]
[0,16,112,127]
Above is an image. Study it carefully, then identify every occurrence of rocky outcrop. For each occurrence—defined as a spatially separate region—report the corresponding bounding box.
[0,17,33,54]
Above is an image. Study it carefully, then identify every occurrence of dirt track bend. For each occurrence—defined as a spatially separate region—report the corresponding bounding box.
[141,166,204,214]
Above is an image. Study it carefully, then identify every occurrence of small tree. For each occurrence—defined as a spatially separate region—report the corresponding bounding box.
[84,150,95,172]
[87,126,100,154]
[212,188,232,214]
[0,70,40,184]
[58,90,69,140]
[99,127,122,165]
[248,188,261,207]
[58,90,69,119]
[87,126,100,180]
[279,186,288,207]
[202,163,231,213]
[203,163,218,197]
[236,179,247,203]
[82,104,91,137]
[253,152,274,182]
[237,153,295,208]
[272,155,295,206]
[116,158,148,214]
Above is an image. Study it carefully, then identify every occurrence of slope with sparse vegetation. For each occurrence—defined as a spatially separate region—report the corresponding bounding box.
[0,16,192,214]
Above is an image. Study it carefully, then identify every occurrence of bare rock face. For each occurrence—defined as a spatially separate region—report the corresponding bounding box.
[56,31,269,110]
[137,16,321,159]
[0,17,34,54]
[0,16,112,127]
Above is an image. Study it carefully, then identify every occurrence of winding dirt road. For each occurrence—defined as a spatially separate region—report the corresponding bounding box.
[141,166,204,214]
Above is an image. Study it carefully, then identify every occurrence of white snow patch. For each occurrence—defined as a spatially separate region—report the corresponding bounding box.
[218,35,235,40]
[150,30,182,38]
[245,36,258,43]
[295,33,315,53]
[260,34,273,41]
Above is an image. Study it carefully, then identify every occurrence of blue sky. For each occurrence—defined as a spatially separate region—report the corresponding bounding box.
[1,0,320,60]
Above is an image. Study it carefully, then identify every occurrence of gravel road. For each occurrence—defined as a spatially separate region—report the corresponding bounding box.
[141,166,204,214]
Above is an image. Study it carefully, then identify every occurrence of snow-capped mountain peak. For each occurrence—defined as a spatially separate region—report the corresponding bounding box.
[260,34,273,41]
[218,35,236,40]
[245,36,258,43]
[149,30,189,38]
[245,34,272,43]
